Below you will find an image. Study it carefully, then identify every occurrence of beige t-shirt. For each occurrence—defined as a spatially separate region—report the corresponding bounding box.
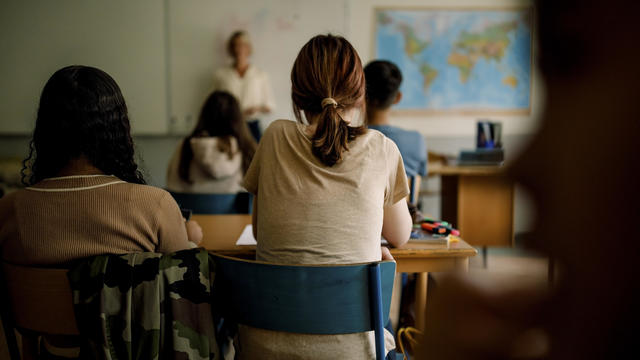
[240,119,409,359]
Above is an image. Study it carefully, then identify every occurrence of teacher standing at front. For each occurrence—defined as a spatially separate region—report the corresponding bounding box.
[213,30,275,142]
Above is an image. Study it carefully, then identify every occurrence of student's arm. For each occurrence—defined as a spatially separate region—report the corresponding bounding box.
[382,199,412,248]
[185,220,203,245]
[381,246,394,260]
[383,139,412,247]
[156,192,195,253]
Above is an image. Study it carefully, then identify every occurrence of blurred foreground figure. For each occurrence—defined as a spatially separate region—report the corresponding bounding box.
[418,1,640,359]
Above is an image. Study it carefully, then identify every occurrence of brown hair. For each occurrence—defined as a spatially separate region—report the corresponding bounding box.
[291,34,366,166]
[227,30,251,58]
[178,91,257,183]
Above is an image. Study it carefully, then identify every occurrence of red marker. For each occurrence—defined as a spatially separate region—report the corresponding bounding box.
[421,223,438,231]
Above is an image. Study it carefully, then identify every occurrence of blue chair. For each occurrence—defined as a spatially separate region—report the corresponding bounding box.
[210,253,397,360]
[408,175,421,205]
[168,191,252,214]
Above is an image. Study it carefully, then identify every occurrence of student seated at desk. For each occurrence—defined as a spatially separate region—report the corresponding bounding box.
[364,60,427,178]
[166,91,257,193]
[0,65,201,267]
[241,34,412,360]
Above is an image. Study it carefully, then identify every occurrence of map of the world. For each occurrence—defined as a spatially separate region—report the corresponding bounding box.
[374,8,532,113]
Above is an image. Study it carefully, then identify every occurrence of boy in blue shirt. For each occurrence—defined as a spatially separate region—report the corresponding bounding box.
[364,60,427,177]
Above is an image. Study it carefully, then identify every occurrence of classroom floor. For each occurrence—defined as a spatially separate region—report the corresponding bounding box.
[0,247,549,360]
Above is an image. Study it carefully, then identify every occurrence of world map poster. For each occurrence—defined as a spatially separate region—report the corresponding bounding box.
[374,8,533,114]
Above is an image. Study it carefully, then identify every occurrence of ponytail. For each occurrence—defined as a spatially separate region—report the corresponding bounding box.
[311,98,365,166]
[291,34,367,167]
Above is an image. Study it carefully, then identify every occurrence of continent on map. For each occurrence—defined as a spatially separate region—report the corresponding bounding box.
[397,23,429,59]
[420,63,438,91]
[502,75,518,88]
[447,21,518,83]
[394,22,438,91]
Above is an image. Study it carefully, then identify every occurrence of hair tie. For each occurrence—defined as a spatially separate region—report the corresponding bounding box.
[321,98,338,108]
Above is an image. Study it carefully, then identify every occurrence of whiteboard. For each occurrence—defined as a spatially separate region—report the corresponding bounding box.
[0,0,168,134]
[167,0,350,133]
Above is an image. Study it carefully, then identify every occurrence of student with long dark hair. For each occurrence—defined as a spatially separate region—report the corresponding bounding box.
[0,65,200,267]
[240,34,412,359]
[166,91,257,193]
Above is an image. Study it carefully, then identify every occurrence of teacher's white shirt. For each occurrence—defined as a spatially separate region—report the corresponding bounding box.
[212,65,276,119]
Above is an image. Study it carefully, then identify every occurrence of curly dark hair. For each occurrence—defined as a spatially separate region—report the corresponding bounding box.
[21,65,145,185]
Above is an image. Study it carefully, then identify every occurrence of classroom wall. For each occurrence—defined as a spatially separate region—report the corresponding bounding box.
[0,0,168,134]
[0,0,538,233]
[349,0,541,138]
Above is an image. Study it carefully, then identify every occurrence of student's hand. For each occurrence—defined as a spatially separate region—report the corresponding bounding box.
[185,220,203,246]
[381,246,394,261]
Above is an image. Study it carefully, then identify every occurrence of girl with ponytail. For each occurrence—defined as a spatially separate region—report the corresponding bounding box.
[240,34,412,359]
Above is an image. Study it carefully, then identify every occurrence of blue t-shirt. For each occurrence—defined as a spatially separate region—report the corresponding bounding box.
[368,125,427,177]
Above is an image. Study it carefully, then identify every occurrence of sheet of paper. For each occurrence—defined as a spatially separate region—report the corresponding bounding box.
[236,224,257,245]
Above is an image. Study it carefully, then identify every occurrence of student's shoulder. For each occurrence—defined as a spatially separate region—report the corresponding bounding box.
[361,128,401,154]
[387,126,425,147]
[263,119,297,136]
[404,128,425,143]
[364,126,395,143]
[114,182,175,206]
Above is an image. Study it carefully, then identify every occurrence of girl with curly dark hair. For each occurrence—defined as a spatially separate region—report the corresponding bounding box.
[0,65,200,267]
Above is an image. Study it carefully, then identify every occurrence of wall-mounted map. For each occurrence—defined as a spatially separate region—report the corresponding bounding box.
[374,8,533,114]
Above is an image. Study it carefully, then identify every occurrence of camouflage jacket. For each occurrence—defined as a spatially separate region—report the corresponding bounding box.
[67,249,220,360]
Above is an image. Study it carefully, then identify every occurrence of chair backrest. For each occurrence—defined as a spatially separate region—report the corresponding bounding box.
[408,175,421,205]
[210,253,396,360]
[0,262,79,360]
[169,191,252,214]
[0,262,78,336]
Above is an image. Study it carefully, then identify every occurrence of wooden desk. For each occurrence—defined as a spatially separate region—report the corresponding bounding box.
[429,165,515,248]
[193,214,477,331]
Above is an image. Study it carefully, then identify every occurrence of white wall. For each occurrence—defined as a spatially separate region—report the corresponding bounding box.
[0,0,540,233]
[348,0,543,137]
[0,0,541,138]
[0,0,168,134]
[167,0,350,134]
